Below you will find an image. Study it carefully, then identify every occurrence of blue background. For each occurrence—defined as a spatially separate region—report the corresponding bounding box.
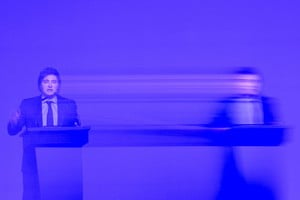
[0,0,299,199]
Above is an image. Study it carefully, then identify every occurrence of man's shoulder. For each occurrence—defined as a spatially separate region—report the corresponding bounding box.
[18,96,41,110]
[21,96,41,104]
[260,95,277,107]
[57,95,76,104]
[260,95,273,101]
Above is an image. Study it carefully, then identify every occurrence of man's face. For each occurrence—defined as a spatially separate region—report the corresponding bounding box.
[233,74,261,96]
[40,74,60,97]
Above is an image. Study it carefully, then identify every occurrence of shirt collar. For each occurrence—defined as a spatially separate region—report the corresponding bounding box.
[41,95,58,104]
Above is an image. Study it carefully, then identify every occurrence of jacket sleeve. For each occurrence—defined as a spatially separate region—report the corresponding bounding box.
[263,97,279,125]
[206,100,232,127]
[71,100,81,126]
[7,101,26,135]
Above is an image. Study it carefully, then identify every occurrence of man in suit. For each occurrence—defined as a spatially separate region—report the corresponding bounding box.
[7,67,80,200]
[8,67,80,134]
[210,67,279,200]
[210,67,278,127]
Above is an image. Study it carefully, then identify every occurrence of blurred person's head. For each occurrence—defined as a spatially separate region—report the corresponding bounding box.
[232,67,262,96]
[38,67,61,98]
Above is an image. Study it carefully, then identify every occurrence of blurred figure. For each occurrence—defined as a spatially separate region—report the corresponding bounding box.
[209,67,279,200]
[7,67,80,200]
[210,67,278,126]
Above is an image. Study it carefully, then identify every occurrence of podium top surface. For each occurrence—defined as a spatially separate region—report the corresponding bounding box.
[22,126,90,147]
[21,125,288,147]
[25,126,91,133]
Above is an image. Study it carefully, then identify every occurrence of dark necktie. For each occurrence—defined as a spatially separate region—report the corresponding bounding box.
[46,101,54,126]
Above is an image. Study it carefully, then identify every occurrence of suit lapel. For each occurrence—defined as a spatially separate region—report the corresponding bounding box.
[261,97,271,124]
[57,96,64,126]
[35,96,43,127]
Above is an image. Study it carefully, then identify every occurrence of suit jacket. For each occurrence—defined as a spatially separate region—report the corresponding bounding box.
[8,95,80,135]
[208,96,277,127]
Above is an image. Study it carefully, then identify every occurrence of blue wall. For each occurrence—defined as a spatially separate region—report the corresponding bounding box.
[0,1,299,199]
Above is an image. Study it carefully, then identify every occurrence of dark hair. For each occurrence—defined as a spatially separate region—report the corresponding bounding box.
[234,66,260,76]
[38,67,61,88]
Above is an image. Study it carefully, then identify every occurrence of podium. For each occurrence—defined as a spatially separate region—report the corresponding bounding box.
[22,126,90,200]
[23,126,90,147]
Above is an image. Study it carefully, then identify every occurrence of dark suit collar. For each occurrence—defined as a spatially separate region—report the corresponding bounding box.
[32,96,43,127]
[56,95,65,126]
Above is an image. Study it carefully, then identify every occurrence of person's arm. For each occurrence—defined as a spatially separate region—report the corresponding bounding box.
[263,97,280,125]
[206,100,232,128]
[64,99,81,127]
[7,107,25,135]
[72,101,81,126]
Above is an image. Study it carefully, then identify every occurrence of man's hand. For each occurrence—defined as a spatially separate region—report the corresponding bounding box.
[9,109,21,125]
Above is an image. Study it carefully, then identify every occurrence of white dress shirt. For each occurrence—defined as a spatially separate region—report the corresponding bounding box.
[230,97,264,125]
[41,96,58,126]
